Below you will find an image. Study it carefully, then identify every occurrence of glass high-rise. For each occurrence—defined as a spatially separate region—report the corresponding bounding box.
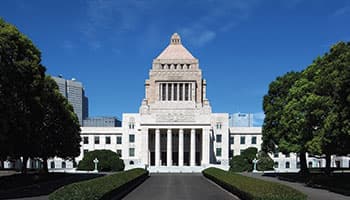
[52,76,88,125]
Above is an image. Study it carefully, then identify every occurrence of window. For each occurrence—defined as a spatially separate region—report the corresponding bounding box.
[117,149,122,157]
[129,148,135,157]
[274,162,279,168]
[240,136,245,144]
[251,136,257,144]
[129,134,135,143]
[168,83,172,101]
[105,136,111,144]
[285,153,290,158]
[162,83,166,100]
[179,83,183,100]
[129,123,135,129]
[173,84,177,100]
[129,160,134,165]
[229,150,234,158]
[62,161,66,168]
[216,148,222,157]
[84,149,88,155]
[185,83,189,100]
[83,136,89,144]
[216,122,222,129]
[297,162,300,169]
[308,161,313,168]
[94,136,100,144]
[116,136,122,144]
[285,162,290,168]
[240,149,244,155]
[230,136,234,144]
[273,150,279,158]
[50,161,55,169]
[335,161,341,168]
[216,134,222,143]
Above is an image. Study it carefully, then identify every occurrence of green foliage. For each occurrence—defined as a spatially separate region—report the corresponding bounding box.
[77,150,124,172]
[229,147,257,172]
[49,168,147,200]
[0,18,81,173]
[203,167,306,200]
[0,17,45,161]
[257,151,274,171]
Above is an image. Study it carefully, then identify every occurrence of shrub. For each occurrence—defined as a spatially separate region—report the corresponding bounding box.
[203,167,306,200]
[77,150,124,172]
[257,151,274,171]
[230,147,258,172]
[49,168,148,200]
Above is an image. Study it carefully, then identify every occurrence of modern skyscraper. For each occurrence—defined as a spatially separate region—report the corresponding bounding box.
[229,113,253,127]
[52,75,88,125]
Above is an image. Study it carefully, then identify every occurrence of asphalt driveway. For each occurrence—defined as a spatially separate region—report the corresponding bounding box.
[122,173,238,200]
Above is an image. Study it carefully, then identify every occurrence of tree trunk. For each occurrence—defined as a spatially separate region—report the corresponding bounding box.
[42,157,48,174]
[21,156,28,174]
[325,153,331,175]
[299,151,309,175]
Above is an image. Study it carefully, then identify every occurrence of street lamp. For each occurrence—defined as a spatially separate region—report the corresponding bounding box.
[93,158,99,172]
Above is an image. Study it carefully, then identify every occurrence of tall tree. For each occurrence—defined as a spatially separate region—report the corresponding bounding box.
[302,42,350,173]
[36,76,81,173]
[0,18,45,173]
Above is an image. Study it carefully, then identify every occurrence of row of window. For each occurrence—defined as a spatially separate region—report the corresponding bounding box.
[160,63,192,70]
[228,136,257,145]
[83,148,135,157]
[83,135,134,145]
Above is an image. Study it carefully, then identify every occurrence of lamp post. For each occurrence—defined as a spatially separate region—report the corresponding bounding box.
[93,158,99,172]
[253,158,258,173]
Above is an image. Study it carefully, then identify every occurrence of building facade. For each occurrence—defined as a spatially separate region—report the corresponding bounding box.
[83,117,121,127]
[44,33,350,172]
[229,113,253,127]
[52,76,89,125]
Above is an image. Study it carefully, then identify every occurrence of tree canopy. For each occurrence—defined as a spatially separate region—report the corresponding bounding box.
[262,41,350,174]
[0,18,81,173]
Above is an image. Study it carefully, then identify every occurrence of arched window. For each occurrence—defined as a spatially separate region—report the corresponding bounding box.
[129,160,134,165]
[62,161,66,168]
[274,162,279,168]
[50,161,55,169]
[308,161,313,168]
[285,161,290,168]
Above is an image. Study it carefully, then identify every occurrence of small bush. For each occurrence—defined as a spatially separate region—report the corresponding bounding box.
[49,168,148,200]
[77,150,124,172]
[230,147,258,172]
[203,167,306,200]
[257,151,274,171]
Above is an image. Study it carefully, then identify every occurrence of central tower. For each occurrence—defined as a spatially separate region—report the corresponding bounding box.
[140,33,211,114]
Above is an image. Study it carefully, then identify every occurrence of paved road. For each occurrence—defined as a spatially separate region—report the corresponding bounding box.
[123,173,238,200]
[241,173,350,200]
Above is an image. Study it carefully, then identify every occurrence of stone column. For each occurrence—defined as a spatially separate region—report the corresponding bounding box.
[167,129,172,166]
[160,83,163,101]
[192,82,195,101]
[155,129,160,166]
[190,128,196,166]
[201,128,210,166]
[178,129,184,166]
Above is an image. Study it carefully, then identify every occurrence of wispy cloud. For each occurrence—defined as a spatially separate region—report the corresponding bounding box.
[179,0,261,46]
[81,0,151,49]
[62,40,74,51]
[332,6,350,17]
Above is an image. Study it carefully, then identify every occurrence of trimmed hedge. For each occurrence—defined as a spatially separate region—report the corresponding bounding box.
[203,167,306,200]
[49,168,148,200]
[77,149,124,172]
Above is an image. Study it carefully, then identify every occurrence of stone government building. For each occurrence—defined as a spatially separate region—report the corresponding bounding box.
[3,33,349,171]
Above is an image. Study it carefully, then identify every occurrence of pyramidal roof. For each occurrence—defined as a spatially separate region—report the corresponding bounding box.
[156,33,195,60]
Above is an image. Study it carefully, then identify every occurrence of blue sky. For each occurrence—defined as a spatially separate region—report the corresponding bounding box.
[1,0,350,126]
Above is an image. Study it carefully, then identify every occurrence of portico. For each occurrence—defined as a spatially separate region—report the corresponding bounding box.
[146,127,210,167]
